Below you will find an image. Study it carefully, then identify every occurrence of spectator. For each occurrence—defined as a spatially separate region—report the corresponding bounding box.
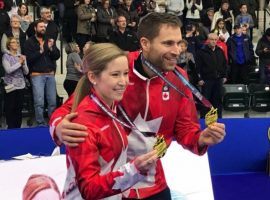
[201,7,214,31]
[209,19,229,62]
[184,24,197,57]
[255,28,270,84]
[63,42,82,96]
[2,37,28,129]
[8,0,19,17]
[177,39,198,86]
[24,19,60,126]
[211,18,230,42]
[96,0,118,42]
[196,33,227,118]
[166,0,184,24]
[22,174,61,200]
[211,0,234,35]
[227,24,254,84]
[82,40,95,55]
[108,15,139,52]
[0,1,10,78]
[62,0,79,43]
[154,0,167,13]
[235,3,254,40]
[230,0,258,28]
[1,14,27,54]
[0,1,12,13]
[17,3,33,33]
[76,0,96,51]
[27,7,59,41]
[186,0,203,25]
[117,0,139,31]
[135,0,156,17]
[0,1,10,38]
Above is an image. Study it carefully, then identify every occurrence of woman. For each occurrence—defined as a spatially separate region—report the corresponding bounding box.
[22,174,61,200]
[17,3,33,33]
[96,0,118,42]
[2,37,28,129]
[211,18,230,42]
[62,43,158,199]
[1,14,27,54]
[76,0,96,51]
[63,42,83,97]
[211,0,234,35]
[186,0,203,25]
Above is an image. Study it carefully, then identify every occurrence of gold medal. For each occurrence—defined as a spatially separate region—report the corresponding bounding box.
[205,107,218,126]
[153,135,167,158]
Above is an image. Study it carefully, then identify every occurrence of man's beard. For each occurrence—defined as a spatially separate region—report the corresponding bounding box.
[36,31,45,38]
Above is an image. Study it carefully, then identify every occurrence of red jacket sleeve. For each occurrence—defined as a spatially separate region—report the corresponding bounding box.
[173,68,208,155]
[49,95,74,145]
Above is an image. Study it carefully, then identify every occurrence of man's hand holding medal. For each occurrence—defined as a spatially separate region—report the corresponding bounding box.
[198,107,226,147]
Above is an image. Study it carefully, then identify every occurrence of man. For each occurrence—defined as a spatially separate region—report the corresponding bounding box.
[27,7,59,41]
[50,13,225,199]
[109,15,140,52]
[24,19,60,126]
[227,24,254,84]
[117,0,139,31]
[255,28,270,84]
[196,33,227,118]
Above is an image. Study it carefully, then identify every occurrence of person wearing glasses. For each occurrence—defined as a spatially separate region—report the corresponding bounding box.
[1,14,27,54]
[2,37,28,129]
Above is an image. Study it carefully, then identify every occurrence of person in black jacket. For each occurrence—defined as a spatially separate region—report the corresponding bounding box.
[227,24,254,84]
[62,0,79,42]
[255,28,270,84]
[1,14,27,54]
[108,15,139,52]
[24,19,60,126]
[0,1,10,78]
[196,33,227,118]
[26,6,59,41]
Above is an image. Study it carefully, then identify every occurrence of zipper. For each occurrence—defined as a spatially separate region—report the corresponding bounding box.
[112,119,125,151]
[144,79,150,120]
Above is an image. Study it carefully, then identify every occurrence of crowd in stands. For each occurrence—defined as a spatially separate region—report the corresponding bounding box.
[0,0,270,129]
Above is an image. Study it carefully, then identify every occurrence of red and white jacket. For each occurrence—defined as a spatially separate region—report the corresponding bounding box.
[61,94,144,200]
[50,51,207,199]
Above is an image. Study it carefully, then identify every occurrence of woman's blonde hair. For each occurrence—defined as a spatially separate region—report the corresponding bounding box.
[22,174,61,200]
[65,42,78,54]
[6,37,18,50]
[72,43,127,112]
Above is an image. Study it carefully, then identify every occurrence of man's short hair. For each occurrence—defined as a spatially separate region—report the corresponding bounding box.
[40,6,50,15]
[137,12,182,41]
[34,19,45,28]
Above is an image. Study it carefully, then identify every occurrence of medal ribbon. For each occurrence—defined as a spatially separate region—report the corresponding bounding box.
[141,54,212,108]
[173,68,212,108]
[90,94,155,136]
[90,94,133,129]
